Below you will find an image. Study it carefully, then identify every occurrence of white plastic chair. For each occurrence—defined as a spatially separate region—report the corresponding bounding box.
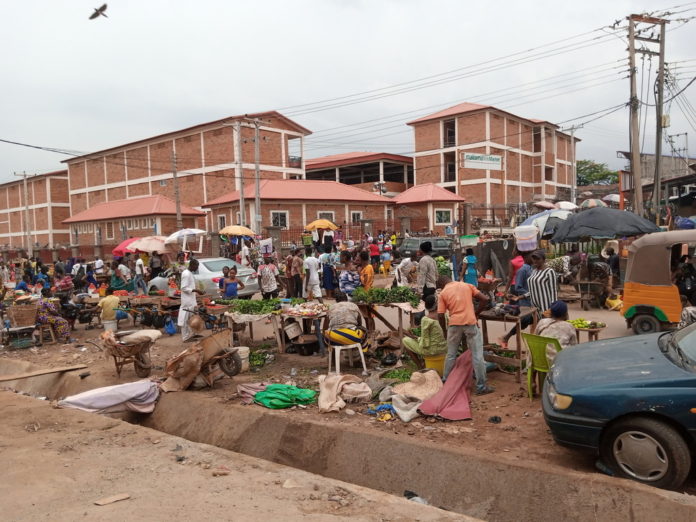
[327,342,368,375]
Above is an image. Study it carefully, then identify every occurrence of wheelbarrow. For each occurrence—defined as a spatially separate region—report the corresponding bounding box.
[577,281,606,311]
[100,329,160,378]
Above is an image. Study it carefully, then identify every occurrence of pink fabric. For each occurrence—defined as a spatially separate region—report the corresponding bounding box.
[237,383,268,405]
[418,350,473,420]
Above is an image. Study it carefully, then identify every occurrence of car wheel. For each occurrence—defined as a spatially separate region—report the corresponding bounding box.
[600,416,691,490]
[632,314,660,335]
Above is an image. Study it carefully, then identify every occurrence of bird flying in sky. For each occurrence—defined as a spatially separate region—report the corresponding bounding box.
[89,4,108,20]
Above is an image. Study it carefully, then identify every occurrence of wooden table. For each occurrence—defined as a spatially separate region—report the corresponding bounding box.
[575,326,605,343]
[274,313,328,354]
[356,303,422,366]
[479,306,538,383]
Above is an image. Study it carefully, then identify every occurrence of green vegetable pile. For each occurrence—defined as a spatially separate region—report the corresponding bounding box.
[249,351,268,368]
[351,286,420,307]
[383,368,414,382]
[567,318,606,329]
[434,256,451,277]
[216,298,305,315]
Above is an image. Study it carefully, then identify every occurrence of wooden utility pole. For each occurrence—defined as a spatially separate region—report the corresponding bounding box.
[652,18,668,224]
[171,151,183,230]
[628,16,643,214]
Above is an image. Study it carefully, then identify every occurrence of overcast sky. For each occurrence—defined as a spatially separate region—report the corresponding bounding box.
[1,0,695,183]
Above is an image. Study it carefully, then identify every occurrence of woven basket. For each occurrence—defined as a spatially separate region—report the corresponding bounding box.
[7,304,38,328]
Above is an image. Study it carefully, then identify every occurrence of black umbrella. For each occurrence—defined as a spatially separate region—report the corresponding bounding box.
[550,207,660,243]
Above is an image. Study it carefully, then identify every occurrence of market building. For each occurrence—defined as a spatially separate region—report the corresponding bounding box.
[0,169,70,251]
[61,111,312,232]
[407,102,577,206]
[63,194,204,257]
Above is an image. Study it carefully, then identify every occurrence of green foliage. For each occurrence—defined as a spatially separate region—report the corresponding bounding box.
[434,256,451,277]
[351,286,420,307]
[216,298,304,315]
[383,368,413,382]
[576,159,618,186]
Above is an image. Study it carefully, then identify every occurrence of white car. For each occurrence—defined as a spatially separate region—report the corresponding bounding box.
[147,257,260,298]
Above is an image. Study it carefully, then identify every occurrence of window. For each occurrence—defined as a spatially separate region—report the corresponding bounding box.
[217,214,227,230]
[351,211,362,224]
[159,180,167,187]
[434,209,452,225]
[443,119,456,147]
[386,208,393,221]
[271,211,288,228]
[545,166,554,182]
[106,222,114,240]
[133,220,139,229]
[235,211,242,225]
[149,218,156,227]
[533,127,541,152]
[141,218,148,229]
[127,219,133,230]
[445,162,456,183]
[317,211,334,221]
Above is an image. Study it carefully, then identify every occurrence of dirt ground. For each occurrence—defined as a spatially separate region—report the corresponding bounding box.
[0,391,465,521]
[0,283,638,489]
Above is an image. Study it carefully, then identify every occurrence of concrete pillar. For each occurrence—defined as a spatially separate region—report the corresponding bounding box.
[335,167,340,183]
[379,161,384,184]
[403,164,408,185]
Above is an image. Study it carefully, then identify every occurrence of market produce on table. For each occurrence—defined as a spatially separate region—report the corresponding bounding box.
[215,297,305,315]
[351,286,420,307]
[567,318,606,329]
[285,301,328,316]
[434,256,451,277]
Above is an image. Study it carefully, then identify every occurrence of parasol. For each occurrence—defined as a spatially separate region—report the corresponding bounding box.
[164,228,206,244]
[554,201,578,211]
[305,219,338,231]
[579,198,607,209]
[551,207,660,243]
[602,194,621,204]
[127,236,168,253]
[520,209,571,237]
[533,200,556,210]
[112,237,140,257]
[219,225,255,236]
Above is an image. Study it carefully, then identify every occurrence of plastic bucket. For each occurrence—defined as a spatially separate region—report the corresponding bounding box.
[237,346,250,373]
[423,353,446,376]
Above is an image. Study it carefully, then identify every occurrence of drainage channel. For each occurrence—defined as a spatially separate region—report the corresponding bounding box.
[3,358,696,521]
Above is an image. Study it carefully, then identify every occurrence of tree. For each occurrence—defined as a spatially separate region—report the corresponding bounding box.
[576,159,618,186]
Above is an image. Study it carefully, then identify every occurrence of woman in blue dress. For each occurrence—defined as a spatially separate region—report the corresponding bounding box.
[223,266,245,298]
[461,248,478,287]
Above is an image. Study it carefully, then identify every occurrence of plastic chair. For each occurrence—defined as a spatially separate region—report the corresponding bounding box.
[522,333,563,400]
[325,339,368,376]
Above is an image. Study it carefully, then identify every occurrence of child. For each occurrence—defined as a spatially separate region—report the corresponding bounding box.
[98,287,121,332]
[223,266,245,299]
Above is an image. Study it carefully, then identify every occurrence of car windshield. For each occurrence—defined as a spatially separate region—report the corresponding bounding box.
[202,259,236,272]
[672,323,696,367]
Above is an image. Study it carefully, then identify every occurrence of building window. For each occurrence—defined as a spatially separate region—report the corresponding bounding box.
[443,119,456,147]
[445,162,456,183]
[133,220,139,229]
[127,219,133,230]
[545,166,554,182]
[149,218,156,227]
[141,218,148,229]
[106,222,114,240]
[386,208,393,221]
[317,211,334,221]
[435,209,452,225]
[217,214,227,230]
[270,211,289,228]
[159,180,167,186]
[533,127,542,153]
[351,211,362,224]
[235,211,242,225]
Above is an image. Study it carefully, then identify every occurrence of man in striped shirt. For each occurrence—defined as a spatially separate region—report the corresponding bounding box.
[526,250,558,315]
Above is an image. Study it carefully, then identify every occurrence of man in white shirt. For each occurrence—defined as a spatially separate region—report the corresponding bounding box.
[134,256,147,295]
[178,258,203,342]
[303,247,323,303]
[117,259,132,281]
[94,256,104,275]
[71,259,83,276]
[240,241,251,267]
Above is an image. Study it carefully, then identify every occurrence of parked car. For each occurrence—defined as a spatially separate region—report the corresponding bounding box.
[147,257,260,298]
[543,325,696,489]
[396,237,454,259]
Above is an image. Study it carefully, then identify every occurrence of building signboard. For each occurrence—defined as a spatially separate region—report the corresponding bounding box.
[462,152,502,170]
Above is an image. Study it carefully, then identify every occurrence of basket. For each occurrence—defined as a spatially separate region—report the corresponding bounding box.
[7,304,38,327]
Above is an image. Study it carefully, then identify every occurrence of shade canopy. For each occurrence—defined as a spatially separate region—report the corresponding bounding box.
[164,228,207,244]
[555,201,578,211]
[603,194,621,204]
[626,230,696,286]
[219,225,255,236]
[551,207,660,243]
[520,209,571,237]
[579,198,608,209]
[112,237,140,257]
[305,219,338,231]
[127,236,168,253]
[533,200,556,210]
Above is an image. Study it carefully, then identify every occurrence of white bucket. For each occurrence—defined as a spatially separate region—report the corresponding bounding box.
[513,225,539,252]
[237,346,250,373]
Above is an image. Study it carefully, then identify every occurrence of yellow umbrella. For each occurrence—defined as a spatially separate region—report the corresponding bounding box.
[305,219,338,231]
[219,225,255,236]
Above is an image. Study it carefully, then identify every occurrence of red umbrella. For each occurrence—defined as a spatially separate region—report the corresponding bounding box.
[112,237,140,257]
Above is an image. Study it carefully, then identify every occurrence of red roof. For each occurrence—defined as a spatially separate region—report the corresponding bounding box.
[392,184,465,204]
[306,151,413,170]
[407,103,492,125]
[204,179,390,207]
[63,111,311,163]
[64,195,204,223]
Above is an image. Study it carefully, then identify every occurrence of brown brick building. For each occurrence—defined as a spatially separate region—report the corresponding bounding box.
[407,103,577,205]
[62,111,311,234]
[0,170,70,251]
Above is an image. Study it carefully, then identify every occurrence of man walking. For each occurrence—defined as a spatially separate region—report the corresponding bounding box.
[178,258,203,342]
[417,241,437,298]
[291,249,304,298]
[304,247,323,302]
[134,255,147,295]
[437,275,492,394]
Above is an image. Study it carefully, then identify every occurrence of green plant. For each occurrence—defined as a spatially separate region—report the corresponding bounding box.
[383,368,413,382]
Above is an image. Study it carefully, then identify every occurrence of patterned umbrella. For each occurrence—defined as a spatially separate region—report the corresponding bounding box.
[602,194,621,204]
[579,198,607,209]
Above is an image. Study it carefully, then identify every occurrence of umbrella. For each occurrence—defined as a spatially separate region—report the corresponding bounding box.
[112,237,140,257]
[555,201,578,211]
[127,235,168,253]
[164,228,206,244]
[603,194,621,204]
[305,219,338,231]
[219,225,255,236]
[533,200,556,210]
[580,191,594,198]
[551,207,660,243]
[579,198,607,209]
[520,209,571,237]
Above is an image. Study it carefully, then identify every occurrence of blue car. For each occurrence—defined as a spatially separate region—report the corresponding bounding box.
[543,324,696,490]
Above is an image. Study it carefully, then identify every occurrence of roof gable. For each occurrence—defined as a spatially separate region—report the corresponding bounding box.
[64,195,204,223]
[393,183,465,204]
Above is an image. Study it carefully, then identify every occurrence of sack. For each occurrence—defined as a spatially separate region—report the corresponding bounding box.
[164,316,177,335]
[254,384,316,409]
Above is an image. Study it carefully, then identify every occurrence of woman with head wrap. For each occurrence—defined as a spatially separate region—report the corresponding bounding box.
[532,300,578,365]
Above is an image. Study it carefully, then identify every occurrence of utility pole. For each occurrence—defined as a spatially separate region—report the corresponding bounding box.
[251,119,263,235]
[235,121,246,226]
[171,151,183,230]
[628,16,643,215]
[652,18,668,224]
